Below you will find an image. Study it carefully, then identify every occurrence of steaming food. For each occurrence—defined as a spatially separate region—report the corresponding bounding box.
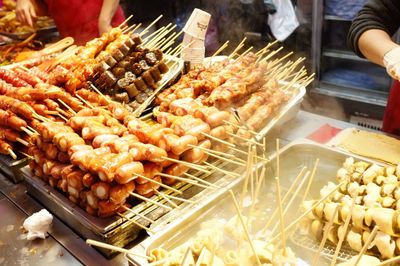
[300,157,400,259]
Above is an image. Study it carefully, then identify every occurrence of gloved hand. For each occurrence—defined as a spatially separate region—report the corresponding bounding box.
[383,46,400,80]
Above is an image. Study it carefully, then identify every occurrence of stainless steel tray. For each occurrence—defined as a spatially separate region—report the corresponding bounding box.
[127,139,383,266]
[21,156,244,257]
[0,154,30,183]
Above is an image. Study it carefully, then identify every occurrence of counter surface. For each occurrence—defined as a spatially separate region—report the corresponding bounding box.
[0,111,360,265]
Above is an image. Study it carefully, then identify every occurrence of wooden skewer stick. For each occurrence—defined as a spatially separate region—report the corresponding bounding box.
[118,15,133,28]
[89,83,110,104]
[261,167,307,233]
[142,26,165,43]
[267,181,346,245]
[57,113,68,122]
[44,110,59,115]
[311,205,340,266]
[21,126,35,136]
[240,145,254,207]
[117,213,155,233]
[129,192,172,211]
[186,144,247,164]
[255,39,279,56]
[130,23,142,34]
[247,166,266,226]
[260,46,284,63]
[33,113,51,122]
[139,15,164,36]
[86,239,151,259]
[122,23,137,34]
[76,94,94,109]
[16,137,29,146]
[160,30,183,52]
[160,192,195,204]
[135,173,182,194]
[229,190,262,266]
[270,171,311,234]
[20,152,33,160]
[157,173,210,189]
[228,37,247,59]
[330,199,356,266]
[377,255,400,266]
[155,32,175,50]
[153,189,179,208]
[26,126,38,134]
[55,107,71,118]
[183,172,220,189]
[7,148,17,159]
[147,24,176,49]
[226,132,263,147]
[234,46,254,62]
[160,156,211,172]
[200,132,235,148]
[353,226,379,266]
[301,158,320,202]
[201,149,246,167]
[275,175,287,255]
[266,51,294,68]
[222,119,258,135]
[121,205,156,224]
[58,99,77,115]
[203,161,241,178]
[212,40,230,57]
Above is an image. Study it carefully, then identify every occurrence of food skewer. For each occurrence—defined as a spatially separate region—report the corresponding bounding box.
[89,83,111,104]
[186,143,246,163]
[157,173,211,190]
[160,156,211,173]
[118,14,133,28]
[311,205,340,266]
[330,199,356,266]
[301,158,319,202]
[117,213,155,233]
[159,192,195,204]
[353,226,379,266]
[76,94,94,109]
[200,132,235,148]
[275,175,287,256]
[203,161,241,178]
[139,15,164,37]
[86,239,151,259]
[58,99,77,115]
[229,190,262,266]
[228,37,247,59]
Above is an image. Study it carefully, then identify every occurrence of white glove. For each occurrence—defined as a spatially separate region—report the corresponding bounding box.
[383,46,400,80]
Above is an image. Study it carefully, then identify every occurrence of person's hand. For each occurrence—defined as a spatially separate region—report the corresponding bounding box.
[383,46,400,80]
[98,19,112,35]
[16,0,37,27]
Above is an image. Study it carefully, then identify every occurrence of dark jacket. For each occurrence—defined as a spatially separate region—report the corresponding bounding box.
[348,0,400,57]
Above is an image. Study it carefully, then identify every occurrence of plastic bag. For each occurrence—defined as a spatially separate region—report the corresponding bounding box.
[268,0,299,41]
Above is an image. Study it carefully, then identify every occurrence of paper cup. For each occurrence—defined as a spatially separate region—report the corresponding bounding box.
[183,8,211,40]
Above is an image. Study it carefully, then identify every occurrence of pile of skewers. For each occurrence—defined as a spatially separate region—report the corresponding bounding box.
[301,157,400,261]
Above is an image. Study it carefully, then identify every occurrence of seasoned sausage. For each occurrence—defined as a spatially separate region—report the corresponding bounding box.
[97,200,120,217]
[135,176,161,196]
[91,182,111,200]
[206,111,232,128]
[109,182,135,205]
[92,134,119,148]
[82,173,97,188]
[58,152,70,163]
[115,161,144,184]
[181,139,211,164]
[170,135,198,156]
[97,152,133,182]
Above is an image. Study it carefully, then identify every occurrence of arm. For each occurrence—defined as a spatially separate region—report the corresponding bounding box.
[98,0,120,35]
[347,0,400,64]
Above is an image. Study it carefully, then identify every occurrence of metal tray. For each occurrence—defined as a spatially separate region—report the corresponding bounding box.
[127,139,383,266]
[0,25,58,41]
[0,154,30,183]
[21,156,244,257]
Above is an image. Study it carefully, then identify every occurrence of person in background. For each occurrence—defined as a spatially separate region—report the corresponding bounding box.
[15,0,125,45]
[348,0,400,135]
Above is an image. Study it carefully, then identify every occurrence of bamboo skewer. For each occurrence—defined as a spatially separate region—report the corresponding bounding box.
[186,143,245,163]
[153,189,179,208]
[117,213,155,233]
[7,148,17,159]
[203,161,241,178]
[76,94,94,109]
[157,173,211,189]
[301,158,320,202]
[160,156,211,173]
[21,126,35,136]
[275,175,287,255]
[142,26,165,43]
[247,166,266,226]
[330,199,356,266]
[57,113,68,122]
[16,137,29,146]
[121,205,156,224]
[86,239,151,259]
[200,132,235,147]
[160,30,183,52]
[89,83,110,104]
[139,15,163,36]
[135,173,182,194]
[211,40,229,58]
[267,181,346,245]
[183,172,220,189]
[261,166,307,233]
[240,145,254,207]
[235,46,254,62]
[353,226,379,266]
[229,190,262,266]
[200,149,246,167]
[118,15,133,28]
[311,205,340,266]
[228,37,247,59]
[160,192,195,204]
[55,107,71,118]
[58,99,77,115]
[270,170,311,235]
[122,23,137,34]
[226,132,263,147]
[129,192,172,211]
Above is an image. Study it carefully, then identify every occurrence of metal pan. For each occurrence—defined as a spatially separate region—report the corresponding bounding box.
[127,139,384,265]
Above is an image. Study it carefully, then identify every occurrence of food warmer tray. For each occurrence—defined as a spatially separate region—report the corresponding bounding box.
[0,154,30,183]
[21,157,244,257]
[0,25,58,41]
[127,139,385,266]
